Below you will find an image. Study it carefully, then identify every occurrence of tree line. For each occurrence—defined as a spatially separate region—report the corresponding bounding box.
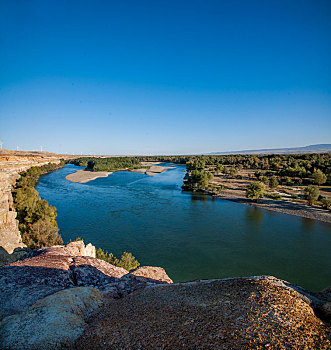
[12,161,65,249]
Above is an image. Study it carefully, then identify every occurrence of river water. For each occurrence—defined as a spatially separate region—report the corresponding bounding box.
[36,163,331,291]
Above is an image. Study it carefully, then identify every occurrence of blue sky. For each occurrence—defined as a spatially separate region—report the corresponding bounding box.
[0,0,330,155]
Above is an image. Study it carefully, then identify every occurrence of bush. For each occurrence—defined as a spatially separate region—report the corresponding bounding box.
[96,248,140,271]
[22,220,63,249]
[246,182,266,202]
[304,185,320,205]
[96,248,119,265]
[262,176,269,184]
[320,197,331,210]
[312,169,327,186]
[118,252,140,271]
[290,194,299,199]
[265,193,282,200]
[269,177,279,189]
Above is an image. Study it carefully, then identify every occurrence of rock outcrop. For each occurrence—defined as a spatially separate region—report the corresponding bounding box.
[0,240,174,349]
[1,249,330,348]
[74,277,331,349]
[0,241,330,349]
[0,287,103,350]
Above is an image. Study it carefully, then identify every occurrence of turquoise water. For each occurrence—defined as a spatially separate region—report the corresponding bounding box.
[36,164,331,291]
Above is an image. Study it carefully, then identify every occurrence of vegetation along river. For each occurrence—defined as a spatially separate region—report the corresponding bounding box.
[36,163,331,292]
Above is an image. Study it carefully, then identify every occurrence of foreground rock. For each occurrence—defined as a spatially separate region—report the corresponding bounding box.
[74,277,331,349]
[0,287,103,350]
[0,241,330,349]
[0,241,172,320]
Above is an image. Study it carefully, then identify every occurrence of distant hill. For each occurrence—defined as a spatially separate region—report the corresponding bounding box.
[208,144,331,155]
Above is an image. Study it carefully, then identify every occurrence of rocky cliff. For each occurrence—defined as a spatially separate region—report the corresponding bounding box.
[0,150,70,256]
[0,240,330,349]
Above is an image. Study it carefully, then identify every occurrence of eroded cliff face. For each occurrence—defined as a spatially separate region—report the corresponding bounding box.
[0,151,67,255]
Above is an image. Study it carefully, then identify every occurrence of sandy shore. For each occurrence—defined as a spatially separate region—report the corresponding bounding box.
[212,192,331,224]
[65,170,112,183]
[130,164,175,176]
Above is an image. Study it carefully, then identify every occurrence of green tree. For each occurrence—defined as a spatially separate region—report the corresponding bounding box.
[261,176,269,184]
[269,176,279,189]
[96,248,119,265]
[321,197,331,210]
[304,185,320,205]
[118,252,140,271]
[254,171,262,180]
[312,169,327,186]
[216,164,224,174]
[22,220,63,249]
[246,182,266,202]
[12,162,64,249]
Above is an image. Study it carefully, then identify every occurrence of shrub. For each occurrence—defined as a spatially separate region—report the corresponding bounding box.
[304,185,320,205]
[96,248,140,271]
[96,248,119,265]
[312,169,327,186]
[262,176,269,184]
[265,193,282,200]
[246,182,266,202]
[269,177,279,189]
[320,197,331,210]
[118,252,140,271]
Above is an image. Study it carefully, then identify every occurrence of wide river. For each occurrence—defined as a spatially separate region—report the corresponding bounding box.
[37,163,331,291]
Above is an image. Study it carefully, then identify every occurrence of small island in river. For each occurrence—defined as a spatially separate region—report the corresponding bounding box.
[65,170,113,183]
[65,163,174,183]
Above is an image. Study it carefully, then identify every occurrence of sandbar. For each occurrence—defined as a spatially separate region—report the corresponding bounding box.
[66,164,175,183]
[131,165,175,176]
[65,170,112,183]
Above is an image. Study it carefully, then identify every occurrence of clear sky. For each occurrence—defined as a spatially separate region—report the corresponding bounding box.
[0,0,330,155]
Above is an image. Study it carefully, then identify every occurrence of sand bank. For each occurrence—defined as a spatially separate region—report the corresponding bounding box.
[130,165,175,176]
[65,170,112,183]
[66,164,175,183]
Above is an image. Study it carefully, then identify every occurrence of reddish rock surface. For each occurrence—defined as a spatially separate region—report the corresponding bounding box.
[131,266,173,284]
[0,242,172,319]
[74,277,331,349]
[0,242,330,349]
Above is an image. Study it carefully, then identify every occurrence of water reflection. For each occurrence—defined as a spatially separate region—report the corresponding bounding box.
[245,206,265,225]
[190,193,209,202]
[301,217,315,231]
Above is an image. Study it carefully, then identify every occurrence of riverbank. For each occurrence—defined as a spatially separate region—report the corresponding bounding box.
[183,163,331,224]
[211,191,331,223]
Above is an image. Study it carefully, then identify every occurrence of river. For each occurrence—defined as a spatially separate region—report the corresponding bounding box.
[36,163,331,291]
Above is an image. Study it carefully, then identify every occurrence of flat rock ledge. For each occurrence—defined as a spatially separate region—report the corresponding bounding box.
[0,242,330,349]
